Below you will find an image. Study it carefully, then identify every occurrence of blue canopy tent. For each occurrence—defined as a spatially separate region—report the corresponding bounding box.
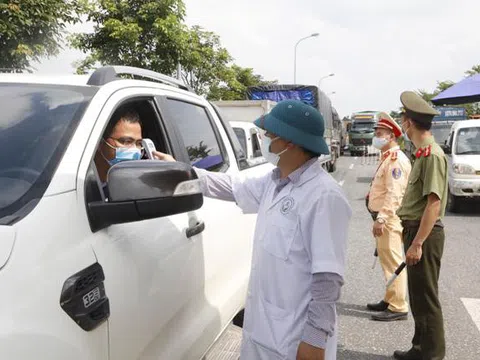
[432,74,480,105]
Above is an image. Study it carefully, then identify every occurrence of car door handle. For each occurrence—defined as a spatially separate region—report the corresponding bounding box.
[186,221,205,238]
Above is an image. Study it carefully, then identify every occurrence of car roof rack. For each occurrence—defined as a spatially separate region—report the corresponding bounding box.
[87,65,192,92]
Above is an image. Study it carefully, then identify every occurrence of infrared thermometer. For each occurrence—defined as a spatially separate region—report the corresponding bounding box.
[141,138,157,159]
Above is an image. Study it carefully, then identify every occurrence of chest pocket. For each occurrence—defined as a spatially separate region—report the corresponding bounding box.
[262,215,298,260]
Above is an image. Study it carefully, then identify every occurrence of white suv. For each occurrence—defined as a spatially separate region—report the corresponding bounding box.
[0,66,270,359]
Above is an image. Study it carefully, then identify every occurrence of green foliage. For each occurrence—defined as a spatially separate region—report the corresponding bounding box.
[0,0,86,71]
[207,65,277,101]
[179,25,232,95]
[70,0,189,75]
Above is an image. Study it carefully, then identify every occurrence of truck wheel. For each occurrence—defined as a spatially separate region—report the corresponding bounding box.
[447,188,460,213]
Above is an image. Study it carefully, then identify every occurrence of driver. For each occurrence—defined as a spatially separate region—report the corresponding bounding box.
[94,105,143,195]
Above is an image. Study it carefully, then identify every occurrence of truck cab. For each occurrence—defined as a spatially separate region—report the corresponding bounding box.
[348,111,380,156]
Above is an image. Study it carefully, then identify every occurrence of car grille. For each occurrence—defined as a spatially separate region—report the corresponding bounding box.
[352,138,372,146]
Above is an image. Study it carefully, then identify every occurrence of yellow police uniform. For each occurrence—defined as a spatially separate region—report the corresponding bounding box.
[367,113,411,317]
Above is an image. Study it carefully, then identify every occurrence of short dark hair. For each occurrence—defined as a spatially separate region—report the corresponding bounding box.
[103,104,141,139]
[410,117,432,131]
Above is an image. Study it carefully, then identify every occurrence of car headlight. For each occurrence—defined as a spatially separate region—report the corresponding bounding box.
[453,163,476,174]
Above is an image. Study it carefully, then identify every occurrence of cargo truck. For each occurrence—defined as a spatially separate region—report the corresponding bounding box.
[213,99,333,171]
[246,85,340,172]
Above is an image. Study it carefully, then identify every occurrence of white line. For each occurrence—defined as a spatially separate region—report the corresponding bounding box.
[461,298,480,333]
[354,157,358,160]
[349,164,354,170]
[338,180,345,187]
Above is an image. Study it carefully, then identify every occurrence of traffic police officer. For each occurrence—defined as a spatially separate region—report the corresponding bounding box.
[366,112,411,321]
[394,91,447,360]
[155,100,352,360]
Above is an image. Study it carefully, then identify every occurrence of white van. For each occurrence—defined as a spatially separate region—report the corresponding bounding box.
[443,119,480,212]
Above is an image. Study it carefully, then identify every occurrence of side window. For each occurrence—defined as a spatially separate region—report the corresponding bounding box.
[165,99,227,171]
[233,127,247,154]
[251,132,262,157]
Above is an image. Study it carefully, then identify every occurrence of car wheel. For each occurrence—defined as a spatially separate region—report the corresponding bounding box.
[447,188,460,213]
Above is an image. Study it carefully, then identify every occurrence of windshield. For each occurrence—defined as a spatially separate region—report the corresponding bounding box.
[352,122,375,131]
[455,127,480,155]
[0,83,96,223]
[431,125,452,145]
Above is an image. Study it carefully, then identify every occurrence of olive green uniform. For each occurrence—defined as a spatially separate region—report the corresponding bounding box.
[397,136,448,360]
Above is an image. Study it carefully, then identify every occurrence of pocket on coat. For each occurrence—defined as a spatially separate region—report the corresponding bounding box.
[262,220,297,260]
[251,298,295,358]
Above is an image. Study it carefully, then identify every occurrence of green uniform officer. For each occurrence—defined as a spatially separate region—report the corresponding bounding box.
[394,91,448,360]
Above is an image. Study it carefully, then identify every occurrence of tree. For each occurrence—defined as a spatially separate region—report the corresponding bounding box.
[179,25,232,95]
[465,64,480,77]
[0,0,85,71]
[207,64,277,101]
[71,0,189,75]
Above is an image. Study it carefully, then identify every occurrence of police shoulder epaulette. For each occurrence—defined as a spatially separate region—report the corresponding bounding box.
[390,151,398,161]
[415,145,432,158]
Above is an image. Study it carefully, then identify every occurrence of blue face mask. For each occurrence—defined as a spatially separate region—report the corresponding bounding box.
[103,139,142,166]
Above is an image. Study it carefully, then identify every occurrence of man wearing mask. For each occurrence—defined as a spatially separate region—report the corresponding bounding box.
[366,112,411,321]
[155,100,352,360]
[394,91,447,360]
[94,105,143,196]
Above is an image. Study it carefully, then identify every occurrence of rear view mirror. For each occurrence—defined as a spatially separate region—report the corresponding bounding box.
[441,144,451,154]
[87,160,203,232]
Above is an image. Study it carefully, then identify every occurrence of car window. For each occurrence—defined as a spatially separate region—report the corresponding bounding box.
[251,132,262,157]
[0,83,96,224]
[165,99,227,171]
[233,127,247,154]
[455,127,480,155]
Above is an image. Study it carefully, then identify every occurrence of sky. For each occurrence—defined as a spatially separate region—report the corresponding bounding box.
[36,0,480,117]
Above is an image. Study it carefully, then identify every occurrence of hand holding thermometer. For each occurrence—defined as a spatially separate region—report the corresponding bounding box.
[141,138,157,159]
[386,262,407,288]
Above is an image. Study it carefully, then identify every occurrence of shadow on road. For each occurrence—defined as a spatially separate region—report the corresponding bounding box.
[338,349,393,359]
[337,302,373,320]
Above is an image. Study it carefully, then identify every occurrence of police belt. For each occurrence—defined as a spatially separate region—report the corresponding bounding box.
[401,219,444,229]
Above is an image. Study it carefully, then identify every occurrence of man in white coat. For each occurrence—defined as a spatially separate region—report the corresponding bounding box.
[156,99,351,360]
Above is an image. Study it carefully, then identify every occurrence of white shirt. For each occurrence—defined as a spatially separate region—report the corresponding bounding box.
[196,160,351,359]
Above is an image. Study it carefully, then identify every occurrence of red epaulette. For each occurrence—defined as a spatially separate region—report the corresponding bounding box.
[415,145,432,158]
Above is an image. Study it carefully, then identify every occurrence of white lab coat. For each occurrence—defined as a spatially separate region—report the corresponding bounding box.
[200,161,351,360]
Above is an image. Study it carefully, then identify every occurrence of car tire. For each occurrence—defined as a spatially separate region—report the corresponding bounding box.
[447,188,460,213]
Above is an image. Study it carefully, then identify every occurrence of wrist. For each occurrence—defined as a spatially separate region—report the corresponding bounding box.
[412,240,423,247]
[376,217,386,224]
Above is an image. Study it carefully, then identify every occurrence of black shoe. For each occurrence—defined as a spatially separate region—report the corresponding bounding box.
[366,300,389,311]
[393,348,422,360]
[371,309,408,322]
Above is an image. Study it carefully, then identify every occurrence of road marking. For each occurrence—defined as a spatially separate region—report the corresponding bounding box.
[338,180,345,187]
[349,164,354,170]
[354,157,358,160]
[461,298,480,333]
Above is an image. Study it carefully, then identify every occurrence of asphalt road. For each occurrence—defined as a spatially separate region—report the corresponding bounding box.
[332,155,480,360]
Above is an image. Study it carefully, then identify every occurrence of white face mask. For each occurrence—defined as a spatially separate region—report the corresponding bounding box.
[260,136,288,166]
[372,136,390,150]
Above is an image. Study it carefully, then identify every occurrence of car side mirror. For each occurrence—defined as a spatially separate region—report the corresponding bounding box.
[87,160,203,232]
[441,144,451,154]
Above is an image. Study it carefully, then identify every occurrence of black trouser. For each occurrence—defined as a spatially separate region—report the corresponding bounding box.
[403,223,445,360]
